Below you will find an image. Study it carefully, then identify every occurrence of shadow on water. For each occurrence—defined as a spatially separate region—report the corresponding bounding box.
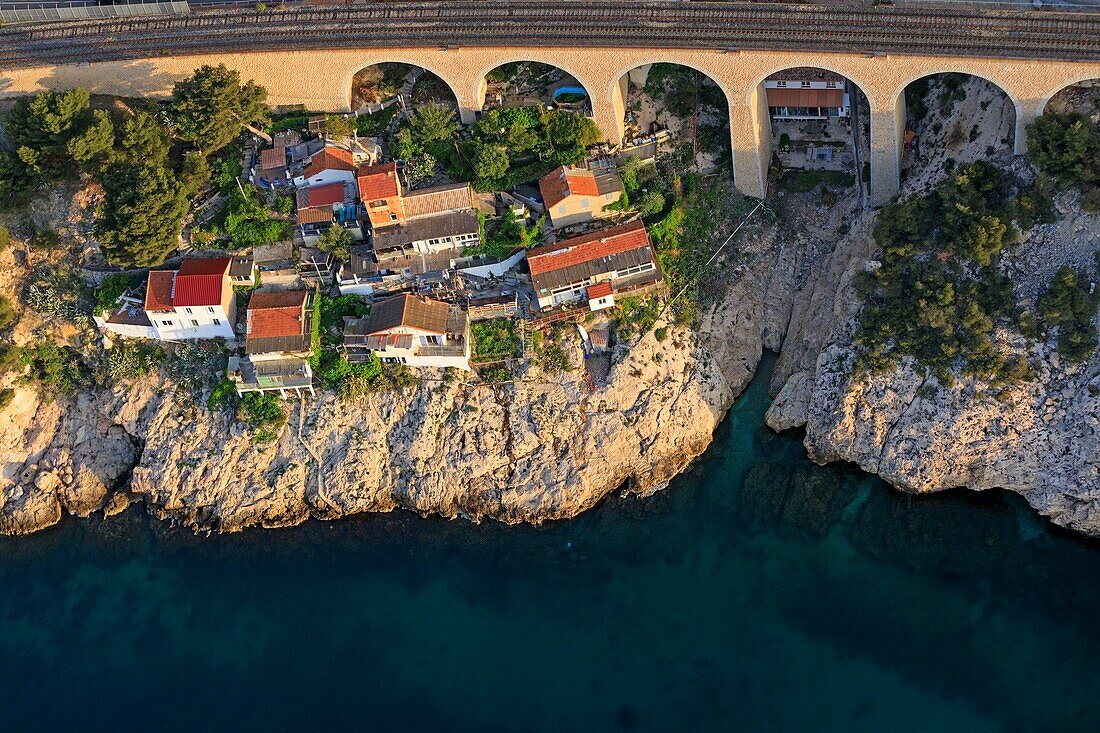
[2,352,1100,731]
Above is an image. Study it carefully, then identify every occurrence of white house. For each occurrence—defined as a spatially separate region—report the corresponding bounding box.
[292,146,357,188]
[763,68,851,120]
[227,289,314,397]
[343,293,470,371]
[142,258,237,340]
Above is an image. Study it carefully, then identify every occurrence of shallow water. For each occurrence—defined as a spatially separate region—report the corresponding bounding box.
[3,353,1100,732]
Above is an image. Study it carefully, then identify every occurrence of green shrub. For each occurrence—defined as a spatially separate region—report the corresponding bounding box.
[207,378,239,412]
[614,295,661,341]
[1034,265,1098,361]
[19,341,90,399]
[0,294,18,332]
[537,340,572,374]
[1026,114,1100,189]
[472,319,521,362]
[106,341,165,381]
[0,388,13,411]
[94,273,132,315]
[238,392,286,442]
[855,162,1033,385]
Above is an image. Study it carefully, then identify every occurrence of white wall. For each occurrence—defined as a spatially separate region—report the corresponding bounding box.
[292,170,356,188]
[149,305,234,341]
[457,249,526,279]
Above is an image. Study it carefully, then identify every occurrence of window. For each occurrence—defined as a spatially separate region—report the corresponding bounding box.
[580,200,589,209]
[800,81,811,88]
[185,307,192,314]
[162,320,173,327]
[191,319,199,327]
[776,81,787,88]
[208,307,216,313]
[213,319,221,326]
[614,262,656,279]
[826,81,837,88]
[390,213,398,221]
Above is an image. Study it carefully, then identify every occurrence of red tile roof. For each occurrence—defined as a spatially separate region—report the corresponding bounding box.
[144,271,175,312]
[260,146,286,171]
[247,290,308,339]
[300,182,346,208]
[765,87,844,108]
[173,257,230,307]
[177,257,231,277]
[296,207,335,225]
[527,221,651,276]
[303,147,356,179]
[539,166,599,209]
[586,282,613,299]
[357,162,400,201]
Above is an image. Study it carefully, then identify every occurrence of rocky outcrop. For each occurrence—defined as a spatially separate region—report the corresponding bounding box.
[0,239,793,535]
[767,195,1100,536]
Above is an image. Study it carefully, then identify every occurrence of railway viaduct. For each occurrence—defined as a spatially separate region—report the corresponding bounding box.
[1,3,1099,205]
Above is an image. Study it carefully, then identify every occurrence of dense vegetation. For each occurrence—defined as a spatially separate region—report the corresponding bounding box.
[471,319,521,362]
[855,162,1036,386]
[452,107,601,191]
[1030,264,1099,361]
[0,65,270,267]
[1026,113,1100,212]
[465,208,543,259]
[307,294,389,398]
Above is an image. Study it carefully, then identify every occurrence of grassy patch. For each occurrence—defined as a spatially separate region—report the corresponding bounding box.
[472,319,521,362]
[781,169,855,193]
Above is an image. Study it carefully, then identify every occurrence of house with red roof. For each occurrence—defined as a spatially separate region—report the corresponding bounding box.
[293,146,357,189]
[227,289,315,397]
[357,162,405,228]
[142,258,236,340]
[538,165,623,229]
[96,258,237,342]
[526,220,662,311]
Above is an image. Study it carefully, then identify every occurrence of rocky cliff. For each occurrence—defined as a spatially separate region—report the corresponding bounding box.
[767,191,1100,536]
[0,237,796,535]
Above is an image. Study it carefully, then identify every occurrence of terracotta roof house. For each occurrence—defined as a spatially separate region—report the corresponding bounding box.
[229,288,315,397]
[343,293,470,371]
[97,258,236,342]
[358,162,405,228]
[763,69,850,120]
[294,181,365,243]
[526,220,662,311]
[539,165,623,229]
[258,146,288,185]
[293,146,358,188]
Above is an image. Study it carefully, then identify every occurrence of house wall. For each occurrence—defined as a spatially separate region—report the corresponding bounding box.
[293,169,356,189]
[150,305,234,341]
[412,230,479,254]
[3,48,1098,206]
[457,249,527,279]
[548,191,622,229]
[93,318,158,341]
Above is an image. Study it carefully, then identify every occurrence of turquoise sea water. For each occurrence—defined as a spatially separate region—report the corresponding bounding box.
[3,353,1100,732]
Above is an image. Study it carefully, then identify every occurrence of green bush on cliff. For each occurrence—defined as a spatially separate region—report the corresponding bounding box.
[855,162,1032,386]
[238,392,286,443]
[1032,265,1099,361]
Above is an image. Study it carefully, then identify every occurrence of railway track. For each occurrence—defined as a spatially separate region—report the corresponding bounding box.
[0,1,1098,67]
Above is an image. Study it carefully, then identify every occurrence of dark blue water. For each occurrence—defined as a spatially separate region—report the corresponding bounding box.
[3,354,1100,732]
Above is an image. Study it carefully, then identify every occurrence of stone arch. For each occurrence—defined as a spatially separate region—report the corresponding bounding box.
[472,57,597,117]
[611,60,734,173]
[343,58,467,117]
[747,64,873,201]
[891,69,1022,154]
[1038,76,1100,117]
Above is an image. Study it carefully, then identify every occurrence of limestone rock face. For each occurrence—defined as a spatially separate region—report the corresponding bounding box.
[767,204,1100,536]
